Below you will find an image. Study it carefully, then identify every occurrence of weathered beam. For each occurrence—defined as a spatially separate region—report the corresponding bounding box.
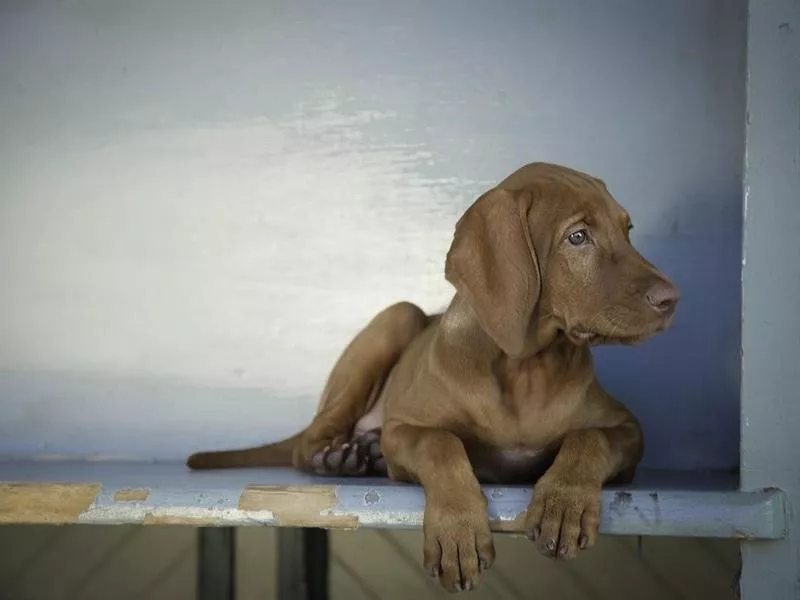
[0,463,787,540]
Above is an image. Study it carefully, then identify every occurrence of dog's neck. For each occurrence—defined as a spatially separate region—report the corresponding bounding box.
[439,294,570,362]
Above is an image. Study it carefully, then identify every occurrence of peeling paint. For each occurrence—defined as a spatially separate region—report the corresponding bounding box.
[650,492,663,525]
[610,491,634,516]
[363,489,381,505]
[80,502,276,526]
[141,507,273,525]
[634,506,651,525]
[490,511,528,533]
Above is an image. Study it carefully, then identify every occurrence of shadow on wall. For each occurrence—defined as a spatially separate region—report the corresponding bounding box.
[0,369,314,462]
[594,192,742,471]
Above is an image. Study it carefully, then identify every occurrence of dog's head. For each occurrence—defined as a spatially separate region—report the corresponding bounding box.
[445,162,679,357]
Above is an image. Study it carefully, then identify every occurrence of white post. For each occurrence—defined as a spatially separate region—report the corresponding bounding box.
[740,1,800,598]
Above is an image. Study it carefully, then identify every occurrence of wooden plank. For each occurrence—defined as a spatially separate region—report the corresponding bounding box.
[74,526,195,600]
[329,557,377,600]
[236,526,278,600]
[373,529,527,599]
[130,538,196,600]
[2,525,138,599]
[146,543,197,600]
[492,533,681,600]
[331,530,447,600]
[0,525,64,589]
[0,462,787,540]
[628,537,739,599]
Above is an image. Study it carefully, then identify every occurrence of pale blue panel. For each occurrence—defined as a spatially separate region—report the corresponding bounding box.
[0,0,746,470]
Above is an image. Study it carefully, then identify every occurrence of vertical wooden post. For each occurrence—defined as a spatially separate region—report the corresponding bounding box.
[740,1,800,598]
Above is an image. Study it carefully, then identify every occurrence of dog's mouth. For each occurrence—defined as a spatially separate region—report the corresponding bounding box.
[571,328,598,343]
[567,318,671,347]
[567,329,650,347]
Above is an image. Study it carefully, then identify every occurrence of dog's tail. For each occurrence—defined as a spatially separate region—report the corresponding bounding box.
[186,431,303,470]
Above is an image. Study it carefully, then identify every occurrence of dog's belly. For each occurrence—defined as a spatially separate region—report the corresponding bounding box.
[467,444,557,485]
[354,405,383,435]
[354,386,385,435]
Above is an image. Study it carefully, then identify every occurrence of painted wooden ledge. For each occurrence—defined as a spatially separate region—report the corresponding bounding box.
[0,461,787,540]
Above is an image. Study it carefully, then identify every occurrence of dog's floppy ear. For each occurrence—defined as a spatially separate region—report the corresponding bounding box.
[445,188,540,356]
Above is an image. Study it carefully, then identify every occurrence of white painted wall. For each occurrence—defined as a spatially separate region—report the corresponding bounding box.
[0,0,746,469]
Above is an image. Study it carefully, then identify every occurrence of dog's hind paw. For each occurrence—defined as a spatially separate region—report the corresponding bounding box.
[308,429,386,477]
[358,429,387,475]
[310,440,369,476]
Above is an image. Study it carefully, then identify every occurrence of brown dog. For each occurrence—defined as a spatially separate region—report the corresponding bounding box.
[187,162,679,592]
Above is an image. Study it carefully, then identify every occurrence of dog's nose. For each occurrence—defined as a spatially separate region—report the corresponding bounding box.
[645,281,680,313]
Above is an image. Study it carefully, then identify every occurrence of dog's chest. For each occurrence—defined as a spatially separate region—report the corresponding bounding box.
[461,352,590,483]
[498,347,588,394]
[486,354,589,440]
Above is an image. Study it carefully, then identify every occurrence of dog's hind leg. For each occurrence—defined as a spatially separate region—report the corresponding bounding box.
[295,302,428,476]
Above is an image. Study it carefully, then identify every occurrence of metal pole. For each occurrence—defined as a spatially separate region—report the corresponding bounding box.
[277,527,329,600]
[198,527,236,600]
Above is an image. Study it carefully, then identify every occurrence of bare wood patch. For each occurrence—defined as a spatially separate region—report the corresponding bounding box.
[113,488,150,502]
[239,485,358,528]
[0,483,101,524]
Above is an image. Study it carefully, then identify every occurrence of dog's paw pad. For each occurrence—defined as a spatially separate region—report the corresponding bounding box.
[352,429,387,475]
[311,440,368,476]
[309,429,386,477]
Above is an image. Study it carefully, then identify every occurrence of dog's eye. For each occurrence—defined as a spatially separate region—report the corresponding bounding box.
[567,229,588,245]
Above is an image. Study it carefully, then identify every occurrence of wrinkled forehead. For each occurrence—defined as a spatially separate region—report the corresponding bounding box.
[528,174,630,230]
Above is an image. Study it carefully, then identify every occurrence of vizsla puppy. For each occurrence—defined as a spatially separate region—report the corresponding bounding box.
[187,162,679,592]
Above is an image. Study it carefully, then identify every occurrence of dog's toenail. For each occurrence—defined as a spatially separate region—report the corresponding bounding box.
[546,540,556,552]
[479,559,488,571]
[529,527,540,540]
[464,580,473,591]
[559,545,568,556]
[579,535,588,549]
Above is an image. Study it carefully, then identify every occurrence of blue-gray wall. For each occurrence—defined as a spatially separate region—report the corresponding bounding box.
[0,0,746,470]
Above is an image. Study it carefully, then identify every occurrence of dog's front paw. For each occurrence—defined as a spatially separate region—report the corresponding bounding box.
[524,474,602,560]
[423,495,495,593]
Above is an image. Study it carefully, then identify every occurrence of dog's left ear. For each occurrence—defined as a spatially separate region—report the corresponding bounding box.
[445,188,540,357]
